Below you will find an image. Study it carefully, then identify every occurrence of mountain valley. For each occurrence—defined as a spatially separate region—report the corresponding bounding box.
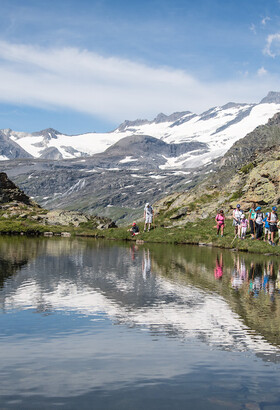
[1,92,280,223]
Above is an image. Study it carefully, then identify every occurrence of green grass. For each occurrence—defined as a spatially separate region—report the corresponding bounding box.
[240,162,254,174]
[99,218,280,255]
[229,189,243,201]
[0,216,279,256]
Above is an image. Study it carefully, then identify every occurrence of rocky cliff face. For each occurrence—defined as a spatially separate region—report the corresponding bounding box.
[0,172,35,206]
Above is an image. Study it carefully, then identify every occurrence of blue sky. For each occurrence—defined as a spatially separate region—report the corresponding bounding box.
[0,0,280,134]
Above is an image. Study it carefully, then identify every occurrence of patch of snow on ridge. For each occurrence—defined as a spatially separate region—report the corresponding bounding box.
[50,132,128,157]
[0,155,8,161]
[119,156,138,163]
[149,175,167,179]
[11,135,44,157]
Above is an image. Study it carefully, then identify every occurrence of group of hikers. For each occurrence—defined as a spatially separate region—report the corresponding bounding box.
[215,203,280,246]
[128,202,154,236]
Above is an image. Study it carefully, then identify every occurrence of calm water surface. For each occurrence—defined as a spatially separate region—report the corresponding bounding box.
[1,237,280,409]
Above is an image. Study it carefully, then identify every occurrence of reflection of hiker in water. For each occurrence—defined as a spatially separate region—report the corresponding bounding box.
[214,254,224,280]
[231,255,248,289]
[267,261,276,301]
[248,263,263,297]
[142,249,151,280]
[262,262,269,293]
[231,256,242,289]
[130,244,139,260]
[240,258,247,282]
[275,265,280,292]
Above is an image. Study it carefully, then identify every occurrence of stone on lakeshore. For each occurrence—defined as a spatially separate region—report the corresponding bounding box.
[44,232,53,237]
[61,232,71,237]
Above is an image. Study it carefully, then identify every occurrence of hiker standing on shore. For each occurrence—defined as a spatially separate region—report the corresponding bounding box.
[248,203,257,239]
[144,203,154,232]
[254,206,264,240]
[268,206,278,246]
[215,209,225,237]
[240,214,249,239]
[232,204,242,237]
[263,213,271,243]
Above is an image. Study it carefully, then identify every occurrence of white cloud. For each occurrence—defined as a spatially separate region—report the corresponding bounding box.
[257,67,267,76]
[261,16,271,26]
[0,40,279,122]
[263,33,280,57]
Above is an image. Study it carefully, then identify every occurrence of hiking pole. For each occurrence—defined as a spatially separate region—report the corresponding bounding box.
[231,234,237,246]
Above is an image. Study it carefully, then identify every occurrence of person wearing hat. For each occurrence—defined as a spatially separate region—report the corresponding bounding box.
[268,207,278,246]
[144,202,154,232]
[248,203,257,239]
[240,213,249,239]
[232,204,242,237]
[128,222,140,236]
[254,206,264,240]
[263,212,271,243]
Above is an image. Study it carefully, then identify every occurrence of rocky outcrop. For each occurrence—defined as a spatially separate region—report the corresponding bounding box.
[0,172,35,206]
[260,91,280,104]
[104,134,207,159]
[44,210,91,227]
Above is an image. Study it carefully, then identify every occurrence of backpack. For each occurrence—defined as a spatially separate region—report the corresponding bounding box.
[255,212,264,224]
[268,212,278,224]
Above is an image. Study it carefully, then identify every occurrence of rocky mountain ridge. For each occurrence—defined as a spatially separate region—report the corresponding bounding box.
[1,92,280,170]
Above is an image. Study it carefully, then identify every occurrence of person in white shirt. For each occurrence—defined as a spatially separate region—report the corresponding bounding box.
[232,204,242,237]
[144,203,154,232]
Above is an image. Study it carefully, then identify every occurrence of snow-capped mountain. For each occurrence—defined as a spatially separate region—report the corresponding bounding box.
[1,91,280,169]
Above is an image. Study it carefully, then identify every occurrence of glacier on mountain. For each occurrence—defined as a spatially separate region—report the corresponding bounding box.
[1,92,280,169]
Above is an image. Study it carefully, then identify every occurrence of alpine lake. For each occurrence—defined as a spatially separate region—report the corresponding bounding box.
[1,236,280,409]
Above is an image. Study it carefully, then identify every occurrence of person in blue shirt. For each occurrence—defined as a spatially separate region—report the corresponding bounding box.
[263,212,271,243]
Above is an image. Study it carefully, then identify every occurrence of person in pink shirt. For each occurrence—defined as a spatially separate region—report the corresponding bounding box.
[240,214,249,239]
[215,209,225,237]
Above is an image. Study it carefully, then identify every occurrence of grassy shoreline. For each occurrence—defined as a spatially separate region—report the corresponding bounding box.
[0,217,279,256]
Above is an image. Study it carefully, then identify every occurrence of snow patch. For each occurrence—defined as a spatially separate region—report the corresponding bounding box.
[119,156,138,164]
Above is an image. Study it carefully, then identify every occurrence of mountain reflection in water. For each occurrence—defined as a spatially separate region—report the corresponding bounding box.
[1,237,280,409]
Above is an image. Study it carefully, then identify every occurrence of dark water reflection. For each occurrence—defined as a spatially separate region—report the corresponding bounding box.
[1,237,280,409]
